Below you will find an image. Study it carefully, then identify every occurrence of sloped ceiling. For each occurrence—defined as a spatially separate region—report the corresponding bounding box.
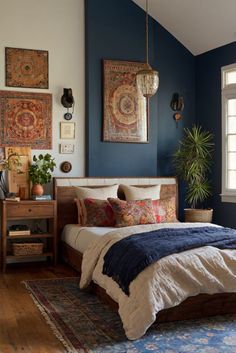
[133,0,236,55]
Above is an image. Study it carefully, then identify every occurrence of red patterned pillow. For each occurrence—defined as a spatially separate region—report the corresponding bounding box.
[108,198,156,227]
[78,198,115,227]
[152,197,178,223]
[74,184,118,224]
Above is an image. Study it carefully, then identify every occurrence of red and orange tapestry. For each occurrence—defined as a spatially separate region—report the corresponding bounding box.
[5,47,48,89]
[0,90,52,149]
[103,60,148,143]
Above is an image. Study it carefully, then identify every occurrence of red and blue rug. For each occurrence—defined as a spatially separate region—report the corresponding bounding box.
[24,277,236,353]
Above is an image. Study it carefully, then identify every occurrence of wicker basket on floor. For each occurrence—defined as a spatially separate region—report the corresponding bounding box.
[12,242,43,256]
[184,208,213,223]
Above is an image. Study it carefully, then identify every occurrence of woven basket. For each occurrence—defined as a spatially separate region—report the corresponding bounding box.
[184,208,213,223]
[12,242,43,256]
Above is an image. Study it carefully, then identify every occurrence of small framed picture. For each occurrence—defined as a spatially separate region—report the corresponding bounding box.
[60,143,74,154]
[60,122,75,139]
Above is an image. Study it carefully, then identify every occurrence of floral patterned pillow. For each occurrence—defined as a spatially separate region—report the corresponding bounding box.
[152,197,178,223]
[108,198,156,227]
[78,198,116,227]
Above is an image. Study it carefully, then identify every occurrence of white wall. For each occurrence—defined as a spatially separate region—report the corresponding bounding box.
[0,0,85,177]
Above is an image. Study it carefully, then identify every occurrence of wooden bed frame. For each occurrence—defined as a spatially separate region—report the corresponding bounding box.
[54,176,236,323]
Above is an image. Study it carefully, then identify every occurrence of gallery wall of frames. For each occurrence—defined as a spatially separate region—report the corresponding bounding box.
[0,0,85,179]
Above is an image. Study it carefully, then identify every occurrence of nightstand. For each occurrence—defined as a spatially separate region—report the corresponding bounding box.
[0,200,57,272]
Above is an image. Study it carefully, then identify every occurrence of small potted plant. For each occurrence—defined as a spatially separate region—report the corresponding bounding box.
[28,154,56,196]
[173,125,214,222]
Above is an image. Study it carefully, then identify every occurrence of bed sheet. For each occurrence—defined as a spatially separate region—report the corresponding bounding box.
[61,224,115,253]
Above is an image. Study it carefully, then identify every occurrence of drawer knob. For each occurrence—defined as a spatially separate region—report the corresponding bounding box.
[28,209,32,212]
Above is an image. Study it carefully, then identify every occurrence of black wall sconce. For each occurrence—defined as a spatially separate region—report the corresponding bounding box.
[170,93,184,127]
[61,88,75,120]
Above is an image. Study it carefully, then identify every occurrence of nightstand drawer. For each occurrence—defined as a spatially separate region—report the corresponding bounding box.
[6,203,54,218]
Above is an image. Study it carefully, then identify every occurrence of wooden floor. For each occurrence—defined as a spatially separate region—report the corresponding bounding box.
[0,263,76,353]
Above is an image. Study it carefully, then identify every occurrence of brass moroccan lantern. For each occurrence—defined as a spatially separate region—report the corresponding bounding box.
[136,0,159,98]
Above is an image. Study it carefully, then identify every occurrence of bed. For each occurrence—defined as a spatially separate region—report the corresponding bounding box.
[54,177,236,340]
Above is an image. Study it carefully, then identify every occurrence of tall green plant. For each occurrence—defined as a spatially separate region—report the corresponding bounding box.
[28,154,56,185]
[173,125,214,209]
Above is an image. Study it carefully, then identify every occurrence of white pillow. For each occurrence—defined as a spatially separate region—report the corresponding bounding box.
[74,184,118,200]
[74,184,119,225]
[120,184,161,201]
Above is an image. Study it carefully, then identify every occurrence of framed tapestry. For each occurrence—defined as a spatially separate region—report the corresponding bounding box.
[5,47,48,89]
[0,90,52,149]
[103,60,148,143]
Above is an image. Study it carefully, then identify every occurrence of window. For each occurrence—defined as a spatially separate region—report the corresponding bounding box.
[221,64,236,202]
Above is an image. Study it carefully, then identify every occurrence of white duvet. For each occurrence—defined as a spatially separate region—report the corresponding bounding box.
[80,222,236,340]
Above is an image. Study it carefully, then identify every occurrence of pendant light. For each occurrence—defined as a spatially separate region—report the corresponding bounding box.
[136,0,159,98]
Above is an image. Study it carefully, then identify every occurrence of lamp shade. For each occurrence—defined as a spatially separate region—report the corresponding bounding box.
[136,67,159,98]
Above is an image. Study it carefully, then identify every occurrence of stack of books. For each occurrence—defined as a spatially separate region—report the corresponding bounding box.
[5,196,20,202]
[31,194,52,201]
[8,225,31,236]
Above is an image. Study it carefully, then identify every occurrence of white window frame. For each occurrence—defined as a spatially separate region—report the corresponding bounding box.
[221,63,236,203]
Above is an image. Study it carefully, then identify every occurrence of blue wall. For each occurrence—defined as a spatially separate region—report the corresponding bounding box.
[196,42,236,227]
[85,0,236,224]
[85,0,195,179]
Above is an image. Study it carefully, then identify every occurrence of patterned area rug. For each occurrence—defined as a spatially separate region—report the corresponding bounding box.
[24,277,236,353]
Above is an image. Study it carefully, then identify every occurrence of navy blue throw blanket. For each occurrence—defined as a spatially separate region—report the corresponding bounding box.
[102,226,236,295]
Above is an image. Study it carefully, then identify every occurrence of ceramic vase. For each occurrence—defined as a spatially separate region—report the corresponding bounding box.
[31,184,44,196]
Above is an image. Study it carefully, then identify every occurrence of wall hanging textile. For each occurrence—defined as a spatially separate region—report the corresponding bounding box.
[0,90,52,149]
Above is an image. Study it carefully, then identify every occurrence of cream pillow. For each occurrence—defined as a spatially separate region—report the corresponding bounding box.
[74,184,118,224]
[120,184,161,201]
[74,184,118,200]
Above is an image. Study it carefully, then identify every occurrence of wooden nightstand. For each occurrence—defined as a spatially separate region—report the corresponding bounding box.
[0,200,57,272]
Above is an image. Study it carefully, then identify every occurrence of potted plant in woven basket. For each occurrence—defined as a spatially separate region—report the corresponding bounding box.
[28,154,56,196]
[173,125,214,222]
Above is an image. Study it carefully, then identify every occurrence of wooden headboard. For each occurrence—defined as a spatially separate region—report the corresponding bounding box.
[53,176,178,236]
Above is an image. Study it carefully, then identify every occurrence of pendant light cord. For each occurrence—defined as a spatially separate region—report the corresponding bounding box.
[146,0,149,65]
